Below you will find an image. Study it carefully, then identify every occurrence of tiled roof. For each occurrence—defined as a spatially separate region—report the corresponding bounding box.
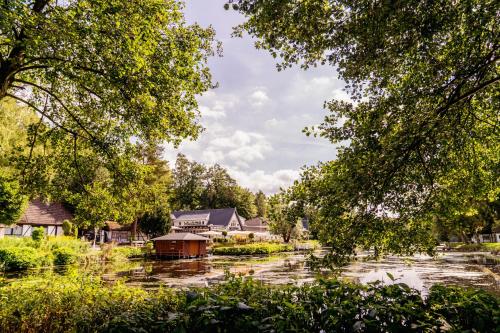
[244,217,268,227]
[104,221,131,231]
[152,232,208,241]
[176,213,210,221]
[18,200,73,226]
[172,208,241,228]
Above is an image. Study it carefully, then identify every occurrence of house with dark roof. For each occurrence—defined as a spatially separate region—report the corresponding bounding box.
[243,217,269,232]
[171,208,244,234]
[2,200,73,237]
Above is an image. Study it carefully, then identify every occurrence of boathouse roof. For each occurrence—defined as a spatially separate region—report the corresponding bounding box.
[151,232,208,241]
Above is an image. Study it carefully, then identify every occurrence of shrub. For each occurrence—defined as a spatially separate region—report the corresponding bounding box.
[31,227,45,242]
[0,274,497,332]
[102,246,145,261]
[52,247,78,266]
[212,243,293,255]
[62,220,77,237]
[44,236,90,254]
[0,247,51,270]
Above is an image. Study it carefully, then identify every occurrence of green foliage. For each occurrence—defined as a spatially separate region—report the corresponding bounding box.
[170,154,257,218]
[254,190,267,218]
[0,247,51,270]
[0,236,90,271]
[268,186,306,243]
[212,242,293,255]
[138,206,171,238]
[104,246,144,262]
[62,220,77,237]
[31,227,45,242]
[434,196,500,242]
[0,171,27,225]
[0,98,39,169]
[1,0,218,188]
[43,236,90,254]
[52,247,78,266]
[230,0,499,262]
[0,273,498,332]
[428,284,500,331]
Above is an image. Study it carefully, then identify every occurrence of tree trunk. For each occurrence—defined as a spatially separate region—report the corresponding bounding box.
[461,231,470,244]
[93,227,97,247]
[131,219,138,242]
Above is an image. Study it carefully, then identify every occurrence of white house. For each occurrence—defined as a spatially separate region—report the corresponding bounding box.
[2,200,72,237]
[171,208,244,234]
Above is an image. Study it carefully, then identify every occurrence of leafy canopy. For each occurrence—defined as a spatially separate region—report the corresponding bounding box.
[1,0,218,204]
[229,0,499,258]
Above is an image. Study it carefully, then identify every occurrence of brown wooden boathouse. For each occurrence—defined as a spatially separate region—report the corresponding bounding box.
[152,232,208,258]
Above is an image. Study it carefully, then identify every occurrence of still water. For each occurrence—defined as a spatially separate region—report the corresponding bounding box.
[101,251,499,295]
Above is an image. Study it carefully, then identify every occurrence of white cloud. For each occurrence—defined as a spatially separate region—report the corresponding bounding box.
[201,149,225,164]
[331,88,352,103]
[199,105,226,119]
[197,91,238,121]
[226,167,300,194]
[211,130,272,167]
[264,118,284,128]
[249,88,270,107]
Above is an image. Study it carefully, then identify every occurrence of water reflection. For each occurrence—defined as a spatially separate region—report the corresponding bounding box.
[2,252,498,295]
[97,252,499,295]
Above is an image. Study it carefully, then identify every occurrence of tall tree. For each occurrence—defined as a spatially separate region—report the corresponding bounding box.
[170,155,257,217]
[171,154,206,210]
[138,206,171,239]
[230,0,499,259]
[1,0,218,200]
[254,190,267,217]
[233,186,257,219]
[201,164,238,209]
[268,185,304,243]
[0,171,28,225]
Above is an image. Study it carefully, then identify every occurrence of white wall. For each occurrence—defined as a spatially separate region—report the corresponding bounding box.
[228,214,241,230]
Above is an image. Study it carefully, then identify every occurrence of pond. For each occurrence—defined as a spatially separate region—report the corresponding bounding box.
[98,251,500,295]
[3,251,498,295]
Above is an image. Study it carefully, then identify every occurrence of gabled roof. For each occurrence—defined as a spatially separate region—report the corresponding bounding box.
[176,213,210,221]
[104,221,131,231]
[18,200,73,226]
[151,232,208,241]
[245,217,268,227]
[172,208,242,228]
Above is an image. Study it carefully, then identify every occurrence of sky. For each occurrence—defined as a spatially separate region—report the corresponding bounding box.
[163,0,347,194]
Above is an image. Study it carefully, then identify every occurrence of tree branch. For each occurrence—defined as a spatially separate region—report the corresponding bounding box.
[5,93,77,136]
[14,79,98,143]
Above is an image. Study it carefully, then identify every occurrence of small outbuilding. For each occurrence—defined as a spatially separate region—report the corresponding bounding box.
[152,232,208,258]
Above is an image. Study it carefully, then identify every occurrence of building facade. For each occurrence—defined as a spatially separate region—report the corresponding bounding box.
[2,200,72,237]
[171,208,244,234]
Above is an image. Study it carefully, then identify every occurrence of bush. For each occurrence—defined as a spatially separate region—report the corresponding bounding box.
[0,247,51,271]
[212,243,293,255]
[52,247,78,266]
[31,227,45,242]
[44,236,90,254]
[0,274,497,333]
[62,220,77,237]
[102,246,145,261]
[0,237,90,271]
